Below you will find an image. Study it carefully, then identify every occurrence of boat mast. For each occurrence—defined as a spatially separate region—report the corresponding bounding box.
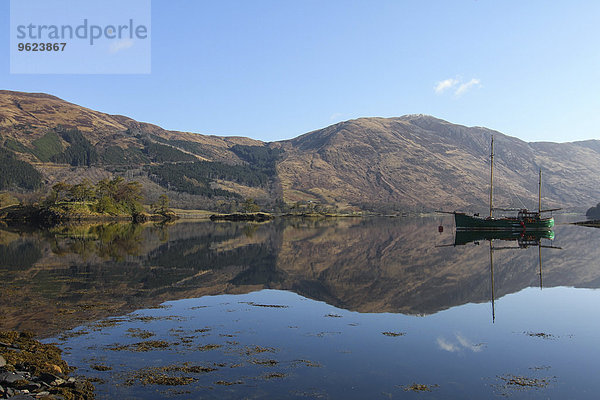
[538,169,542,214]
[489,136,494,218]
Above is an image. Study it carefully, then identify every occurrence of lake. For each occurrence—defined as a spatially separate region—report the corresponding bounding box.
[1,216,599,399]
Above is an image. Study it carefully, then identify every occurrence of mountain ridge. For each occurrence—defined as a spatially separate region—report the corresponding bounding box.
[1,90,599,212]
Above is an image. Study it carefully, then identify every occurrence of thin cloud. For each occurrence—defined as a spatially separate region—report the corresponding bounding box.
[434,78,459,94]
[455,78,481,96]
[434,77,481,96]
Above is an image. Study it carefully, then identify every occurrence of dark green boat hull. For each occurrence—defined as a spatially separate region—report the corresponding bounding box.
[454,212,554,231]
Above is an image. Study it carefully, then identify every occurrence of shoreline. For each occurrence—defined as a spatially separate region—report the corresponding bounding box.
[571,220,600,228]
[0,331,95,399]
[0,205,370,227]
[0,204,177,227]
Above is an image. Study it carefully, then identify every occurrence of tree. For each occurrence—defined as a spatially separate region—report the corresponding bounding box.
[242,198,260,213]
[94,177,143,216]
[48,182,72,204]
[153,194,170,214]
[69,179,95,202]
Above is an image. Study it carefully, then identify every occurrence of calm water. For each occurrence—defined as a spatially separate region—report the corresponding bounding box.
[1,216,600,399]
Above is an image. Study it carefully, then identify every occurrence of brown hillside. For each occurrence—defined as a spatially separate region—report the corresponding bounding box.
[0,91,275,203]
[1,90,599,211]
[0,90,262,163]
[277,115,600,211]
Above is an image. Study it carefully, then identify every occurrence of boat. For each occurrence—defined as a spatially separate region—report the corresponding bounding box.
[454,208,555,231]
[452,136,559,231]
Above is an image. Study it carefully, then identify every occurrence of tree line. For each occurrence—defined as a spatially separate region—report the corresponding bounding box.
[0,147,43,190]
[47,177,144,216]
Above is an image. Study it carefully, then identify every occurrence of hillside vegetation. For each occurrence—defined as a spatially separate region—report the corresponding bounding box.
[0,147,43,190]
[1,90,599,213]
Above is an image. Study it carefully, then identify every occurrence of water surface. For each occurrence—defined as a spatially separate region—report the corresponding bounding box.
[1,216,599,398]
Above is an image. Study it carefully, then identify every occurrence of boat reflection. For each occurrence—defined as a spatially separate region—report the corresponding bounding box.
[442,228,561,322]
[453,229,555,248]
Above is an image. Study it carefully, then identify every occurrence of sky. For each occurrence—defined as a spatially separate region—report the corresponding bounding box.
[1,0,599,143]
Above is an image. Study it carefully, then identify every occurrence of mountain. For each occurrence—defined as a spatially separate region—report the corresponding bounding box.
[0,90,279,209]
[277,115,600,211]
[0,90,262,155]
[1,90,599,212]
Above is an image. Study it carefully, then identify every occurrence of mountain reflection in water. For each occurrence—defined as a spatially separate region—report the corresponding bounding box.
[0,217,597,337]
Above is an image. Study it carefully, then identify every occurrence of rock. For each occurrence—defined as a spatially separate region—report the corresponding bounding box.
[0,371,26,384]
[0,341,20,350]
[39,372,66,386]
[43,363,63,375]
[9,394,36,399]
[54,377,66,386]
[210,212,274,222]
[24,381,42,391]
[0,332,95,399]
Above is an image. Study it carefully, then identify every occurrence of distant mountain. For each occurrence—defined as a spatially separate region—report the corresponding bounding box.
[0,90,279,208]
[1,90,599,212]
[0,90,262,158]
[277,115,600,211]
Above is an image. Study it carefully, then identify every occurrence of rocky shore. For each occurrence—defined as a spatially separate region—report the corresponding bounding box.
[209,212,273,222]
[0,332,94,399]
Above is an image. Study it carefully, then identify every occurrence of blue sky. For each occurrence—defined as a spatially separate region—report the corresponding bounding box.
[1,0,598,143]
